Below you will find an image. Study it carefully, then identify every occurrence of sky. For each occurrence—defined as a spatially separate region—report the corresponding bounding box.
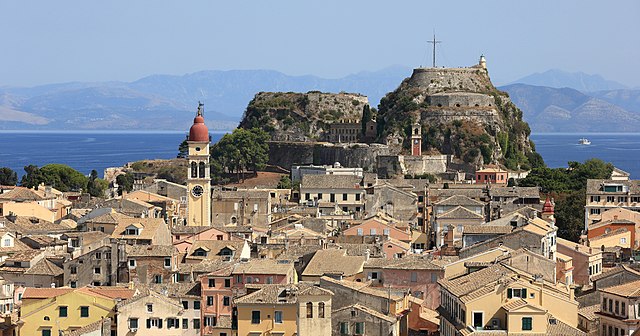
[1,1,638,87]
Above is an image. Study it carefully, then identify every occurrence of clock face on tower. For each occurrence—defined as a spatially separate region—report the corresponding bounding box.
[191,185,204,198]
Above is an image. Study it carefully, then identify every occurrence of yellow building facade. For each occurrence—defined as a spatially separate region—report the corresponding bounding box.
[19,287,133,336]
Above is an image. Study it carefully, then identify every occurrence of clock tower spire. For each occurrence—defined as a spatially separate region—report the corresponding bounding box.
[186,102,211,226]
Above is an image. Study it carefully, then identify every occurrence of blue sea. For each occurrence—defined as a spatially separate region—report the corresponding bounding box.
[0,131,639,179]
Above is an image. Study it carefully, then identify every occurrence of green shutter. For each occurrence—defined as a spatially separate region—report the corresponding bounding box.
[147,319,151,328]
[158,319,163,328]
[507,288,513,298]
[522,288,527,298]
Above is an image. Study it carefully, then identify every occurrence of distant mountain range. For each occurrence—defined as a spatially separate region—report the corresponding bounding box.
[0,66,412,131]
[1,68,638,132]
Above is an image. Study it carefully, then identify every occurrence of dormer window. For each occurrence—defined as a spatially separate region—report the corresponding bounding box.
[193,248,208,257]
[125,225,142,236]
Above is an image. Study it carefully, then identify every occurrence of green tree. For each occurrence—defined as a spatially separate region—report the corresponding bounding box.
[277,175,292,189]
[554,190,585,242]
[87,170,108,197]
[210,128,269,182]
[361,104,372,136]
[21,165,42,188]
[21,164,88,192]
[177,137,189,159]
[116,173,134,196]
[0,167,18,186]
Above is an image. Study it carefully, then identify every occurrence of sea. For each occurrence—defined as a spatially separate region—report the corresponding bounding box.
[0,131,639,179]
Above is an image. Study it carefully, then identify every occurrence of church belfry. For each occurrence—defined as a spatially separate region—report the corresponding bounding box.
[186,102,211,226]
[411,121,422,156]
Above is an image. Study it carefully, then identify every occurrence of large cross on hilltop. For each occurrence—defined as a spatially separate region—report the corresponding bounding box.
[428,34,441,68]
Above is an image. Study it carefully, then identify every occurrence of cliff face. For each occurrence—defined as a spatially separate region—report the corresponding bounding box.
[377,65,539,170]
[238,91,369,142]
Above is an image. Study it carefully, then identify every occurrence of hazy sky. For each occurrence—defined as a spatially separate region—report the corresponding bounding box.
[1,0,638,87]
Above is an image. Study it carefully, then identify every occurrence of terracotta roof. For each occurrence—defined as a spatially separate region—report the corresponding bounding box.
[185,240,245,262]
[110,217,167,241]
[126,245,175,257]
[578,304,600,321]
[147,282,201,298]
[600,279,640,297]
[24,258,63,276]
[76,286,135,300]
[439,264,514,302]
[232,259,294,275]
[590,227,629,241]
[589,218,636,230]
[364,255,443,271]
[437,206,484,220]
[67,318,110,336]
[546,316,586,336]
[0,187,50,201]
[586,179,638,194]
[557,238,599,256]
[434,195,485,206]
[302,249,365,277]
[21,287,74,299]
[501,298,546,312]
[320,276,404,300]
[490,187,540,198]
[2,216,71,235]
[334,303,396,323]
[84,211,131,224]
[235,283,332,305]
[301,174,363,189]
[463,226,513,234]
[4,249,42,262]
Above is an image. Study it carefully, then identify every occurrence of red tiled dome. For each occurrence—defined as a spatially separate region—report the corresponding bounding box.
[189,107,209,142]
[542,197,554,214]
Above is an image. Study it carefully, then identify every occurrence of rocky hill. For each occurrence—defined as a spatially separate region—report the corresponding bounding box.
[377,62,540,170]
[238,91,369,142]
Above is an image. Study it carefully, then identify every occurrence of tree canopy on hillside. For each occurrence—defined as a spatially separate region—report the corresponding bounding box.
[0,167,18,186]
[21,164,88,192]
[210,128,269,181]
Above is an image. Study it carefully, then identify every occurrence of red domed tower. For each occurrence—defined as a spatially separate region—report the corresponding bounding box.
[186,102,211,226]
[541,196,555,224]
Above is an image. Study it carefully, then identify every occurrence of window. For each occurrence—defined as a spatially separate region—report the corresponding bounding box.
[319,302,325,318]
[194,301,200,310]
[164,257,171,267]
[208,278,216,287]
[275,310,283,323]
[59,306,68,317]
[129,318,138,329]
[370,228,377,235]
[125,227,139,235]
[355,207,361,212]
[616,300,620,314]
[146,303,153,312]
[42,330,51,336]
[224,279,231,287]
[357,228,363,236]
[70,281,77,288]
[129,259,136,268]
[383,228,390,236]
[607,196,615,202]
[507,288,527,299]
[590,196,601,202]
[330,194,336,202]
[343,194,348,201]
[473,312,483,328]
[522,317,532,330]
[609,299,613,312]
[223,296,230,306]
[411,272,418,282]
[306,302,313,318]
[621,237,627,244]
[266,276,273,284]
[94,267,101,274]
[305,193,310,200]
[94,252,102,260]
[340,322,349,335]
[251,311,261,324]
[207,296,213,306]
[318,193,323,200]
[204,316,216,327]
[153,275,162,284]
[355,322,364,335]
[182,318,188,329]
[236,275,243,283]
[355,194,361,201]
[431,273,438,283]
[193,319,200,329]
[619,196,628,203]
[191,162,197,178]
[80,306,89,318]
[70,266,77,274]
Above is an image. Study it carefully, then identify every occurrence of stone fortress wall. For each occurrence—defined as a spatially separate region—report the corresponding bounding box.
[427,92,495,108]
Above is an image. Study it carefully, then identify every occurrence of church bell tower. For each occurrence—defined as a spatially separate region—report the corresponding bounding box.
[411,121,422,156]
[186,102,211,226]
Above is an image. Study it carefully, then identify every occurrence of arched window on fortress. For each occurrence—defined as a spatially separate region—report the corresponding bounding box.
[191,162,197,178]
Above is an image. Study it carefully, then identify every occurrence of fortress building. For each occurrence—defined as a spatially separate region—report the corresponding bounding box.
[186,103,211,226]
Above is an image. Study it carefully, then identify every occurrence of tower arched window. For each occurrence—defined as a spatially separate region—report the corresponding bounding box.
[318,302,325,318]
[306,302,313,318]
[191,162,197,178]
[199,162,206,178]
